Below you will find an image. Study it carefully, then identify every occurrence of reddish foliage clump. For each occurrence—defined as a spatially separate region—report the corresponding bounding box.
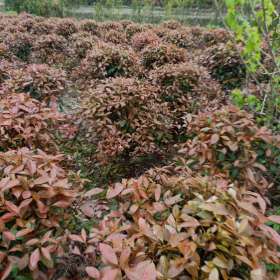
[0,148,80,280]
[75,43,140,81]
[3,64,67,102]
[141,43,187,70]
[131,31,161,51]
[72,165,280,280]
[0,93,64,151]
[177,106,280,194]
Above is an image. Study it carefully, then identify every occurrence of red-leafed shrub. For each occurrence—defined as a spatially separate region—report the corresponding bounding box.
[0,147,80,280]
[3,32,33,61]
[99,21,123,32]
[75,43,140,81]
[202,28,231,47]
[79,19,100,36]
[70,166,280,280]
[141,43,187,70]
[149,62,222,132]
[161,20,183,30]
[29,19,56,35]
[69,32,98,61]
[200,42,246,90]
[55,18,79,38]
[102,30,128,45]
[177,106,280,194]
[81,77,172,163]
[162,28,193,49]
[30,34,69,65]
[125,23,146,39]
[3,64,67,101]
[131,31,160,51]
[0,93,64,151]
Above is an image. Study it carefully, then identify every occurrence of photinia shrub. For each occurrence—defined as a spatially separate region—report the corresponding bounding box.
[141,43,187,70]
[75,43,140,81]
[0,147,81,280]
[131,31,160,51]
[81,77,172,163]
[177,106,280,194]
[3,64,67,102]
[149,62,222,121]
[70,165,280,280]
[0,93,64,151]
[200,42,246,90]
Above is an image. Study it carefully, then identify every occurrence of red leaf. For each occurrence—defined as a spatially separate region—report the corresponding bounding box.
[86,266,100,279]
[29,248,40,271]
[99,243,118,266]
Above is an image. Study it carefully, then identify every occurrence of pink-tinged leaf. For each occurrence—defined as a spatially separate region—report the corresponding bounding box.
[33,176,49,185]
[81,229,87,243]
[1,179,20,192]
[41,247,52,262]
[22,191,32,199]
[84,188,104,197]
[69,234,85,243]
[0,262,12,280]
[210,134,219,145]
[3,231,16,241]
[154,185,161,202]
[52,200,71,208]
[125,261,157,280]
[99,243,118,266]
[16,228,33,238]
[27,160,37,175]
[106,183,124,199]
[268,216,280,224]
[18,254,29,270]
[200,203,230,216]
[250,268,265,280]
[19,198,33,209]
[26,239,40,246]
[5,201,19,215]
[101,268,120,280]
[119,247,131,269]
[260,224,280,247]
[86,266,100,279]
[29,248,40,271]
[138,218,156,240]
